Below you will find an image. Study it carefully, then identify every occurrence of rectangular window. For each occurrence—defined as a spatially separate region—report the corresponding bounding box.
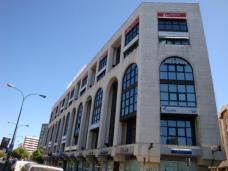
[126,117,136,144]
[97,70,106,81]
[113,45,121,67]
[125,18,139,46]
[70,89,75,99]
[160,118,195,146]
[123,41,138,58]
[116,46,121,64]
[81,75,88,88]
[158,19,188,32]
[97,54,107,81]
[159,38,190,45]
[55,106,59,118]
[60,99,65,113]
[89,65,97,87]
[98,56,107,71]
[160,83,196,107]
[61,99,65,107]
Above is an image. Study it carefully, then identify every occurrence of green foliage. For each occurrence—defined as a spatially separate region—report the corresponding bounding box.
[30,147,44,164]
[0,150,6,158]
[12,147,29,160]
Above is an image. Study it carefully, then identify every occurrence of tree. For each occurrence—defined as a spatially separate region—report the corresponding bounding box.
[12,147,29,160]
[30,147,44,164]
[0,150,6,158]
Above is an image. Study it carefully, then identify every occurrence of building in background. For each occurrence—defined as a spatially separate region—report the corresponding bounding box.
[0,137,10,152]
[22,136,38,153]
[218,105,228,170]
[43,2,225,171]
[38,123,48,148]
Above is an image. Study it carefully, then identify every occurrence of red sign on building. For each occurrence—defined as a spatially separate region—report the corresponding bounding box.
[157,12,186,19]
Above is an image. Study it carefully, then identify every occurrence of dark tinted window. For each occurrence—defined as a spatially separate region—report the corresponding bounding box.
[75,103,83,135]
[125,23,139,46]
[159,38,190,45]
[81,75,88,88]
[158,19,188,32]
[120,64,138,119]
[160,57,196,107]
[98,56,107,71]
[63,113,70,136]
[91,88,103,124]
[55,120,61,142]
[160,119,195,146]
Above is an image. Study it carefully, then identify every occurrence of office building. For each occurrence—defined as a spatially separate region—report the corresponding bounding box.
[43,3,225,171]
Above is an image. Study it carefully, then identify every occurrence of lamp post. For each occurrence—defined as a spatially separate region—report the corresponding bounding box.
[8,121,30,128]
[6,83,46,155]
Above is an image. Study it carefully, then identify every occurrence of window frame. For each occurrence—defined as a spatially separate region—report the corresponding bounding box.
[120,63,138,120]
[63,113,70,136]
[160,116,196,146]
[74,103,83,136]
[159,38,190,45]
[98,56,107,71]
[55,119,61,143]
[125,23,139,46]
[160,57,196,108]
[91,88,103,125]
[81,75,88,88]
[158,18,188,32]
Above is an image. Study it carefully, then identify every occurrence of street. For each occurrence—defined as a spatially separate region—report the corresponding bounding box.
[0,160,5,171]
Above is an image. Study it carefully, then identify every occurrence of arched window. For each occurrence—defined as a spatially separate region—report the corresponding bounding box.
[160,57,196,107]
[50,112,54,123]
[49,126,54,142]
[75,103,83,135]
[91,88,103,124]
[63,113,70,136]
[120,63,138,119]
[55,120,61,142]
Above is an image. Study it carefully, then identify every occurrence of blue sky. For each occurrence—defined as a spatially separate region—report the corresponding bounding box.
[0,0,227,147]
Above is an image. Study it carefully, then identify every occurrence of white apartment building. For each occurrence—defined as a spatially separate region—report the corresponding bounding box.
[23,136,39,153]
[42,3,225,171]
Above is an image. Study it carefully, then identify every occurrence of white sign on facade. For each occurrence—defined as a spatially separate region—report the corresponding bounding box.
[158,31,189,38]
[161,106,197,114]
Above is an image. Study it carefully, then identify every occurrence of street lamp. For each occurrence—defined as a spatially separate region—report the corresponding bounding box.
[6,83,46,155]
[8,121,30,128]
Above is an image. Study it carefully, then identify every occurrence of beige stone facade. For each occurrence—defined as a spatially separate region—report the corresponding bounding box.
[217,105,228,170]
[42,3,225,171]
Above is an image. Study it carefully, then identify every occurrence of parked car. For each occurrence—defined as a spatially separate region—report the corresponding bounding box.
[11,160,35,171]
[22,163,63,171]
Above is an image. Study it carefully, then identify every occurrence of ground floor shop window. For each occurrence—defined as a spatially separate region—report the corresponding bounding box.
[160,160,195,171]
[66,162,79,171]
[78,162,90,171]
[160,117,195,146]
[92,164,101,171]
[125,160,140,171]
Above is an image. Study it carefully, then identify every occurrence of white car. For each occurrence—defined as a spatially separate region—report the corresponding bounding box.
[22,163,63,171]
[11,160,35,171]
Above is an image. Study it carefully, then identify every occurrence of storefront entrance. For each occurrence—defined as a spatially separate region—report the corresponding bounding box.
[160,160,194,171]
